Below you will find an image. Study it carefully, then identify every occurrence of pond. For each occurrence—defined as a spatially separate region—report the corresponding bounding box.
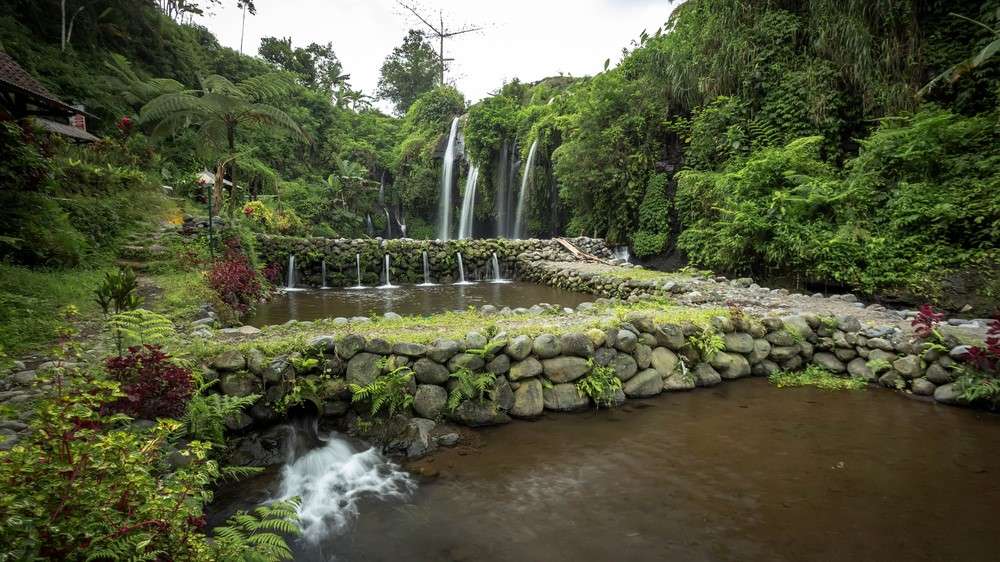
[209,380,1000,561]
[247,282,594,326]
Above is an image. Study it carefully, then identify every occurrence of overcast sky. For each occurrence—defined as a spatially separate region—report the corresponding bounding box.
[198,0,680,111]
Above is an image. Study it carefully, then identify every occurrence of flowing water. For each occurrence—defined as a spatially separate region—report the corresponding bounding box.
[247,282,591,325]
[454,253,472,286]
[418,251,435,286]
[320,260,329,289]
[377,255,396,289]
[285,255,304,292]
[490,252,508,283]
[437,117,461,241]
[457,166,480,240]
[513,139,539,239]
[210,380,1000,561]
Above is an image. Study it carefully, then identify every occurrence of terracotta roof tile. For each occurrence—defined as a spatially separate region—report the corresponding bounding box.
[0,51,80,115]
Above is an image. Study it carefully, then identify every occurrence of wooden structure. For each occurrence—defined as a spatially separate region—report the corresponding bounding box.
[0,51,98,142]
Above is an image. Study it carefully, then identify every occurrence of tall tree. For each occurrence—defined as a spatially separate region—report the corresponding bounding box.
[377,29,442,115]
[259,37,350,94]
[139,73,306,211]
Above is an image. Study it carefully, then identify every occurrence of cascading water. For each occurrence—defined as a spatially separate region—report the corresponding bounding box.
[378,255,396,289]
[490,252,509,284]
[457,166,480,240]
[365,215,374,237]
[285,255,303,291]
[384,208,392,239]
[417,251,435,286]
[513,139,539,240]
[320,260,330,289]
[274,417,414,545]
[436,117,460,241]
[348,253,366,289]
[614,246,631,264]
[454,252,473,285]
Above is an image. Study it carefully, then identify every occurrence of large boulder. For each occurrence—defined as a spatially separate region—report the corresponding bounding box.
[610,353,638,382]
[812,352,846,373]
[365,338,392,355]
[427,339,461,363]
[586,328,607,348]
[392,342,427,357]
[847,358,876,382]
[413,385,448,419]
[892,355,921,379]
[346,352,381,387]
[623,368,664,398]
[655,324,686,350]
[614,329,638,352]
[542,356,591,383]
[413,358,450,384]
[694,363,722,387]
[510,378,544,418]
[911,378,936,396]
[769,345,801,361]
[509,357,544,381]
[220,372,260,397]
[211,350,246,372]
[650,347,679,377]
[532,334,562,358]
[634,344,653,369]
[447,353,485,373]
[593,347,616,367]
[723,332,754,354]
[625,312,656,333]
[336,334,366,360]
[264,356,293,383]
[559,333,595,358]
[246,348,266,376]
[543,383,590,411]
[664,372,696,391]
[748,339,771,364]
[450,400,511,426]
[933,383,966,406]
[782,315,815,341]
[924,363,954,385]
[710,352,751,379]
[506,335,533,360]
[486,354,511,375]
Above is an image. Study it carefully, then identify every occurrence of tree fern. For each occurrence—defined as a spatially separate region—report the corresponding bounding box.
[183,388,261,445]
[349,367,415,418]
[209,498,302,562]
[446,368,497,412]
[107,309,176,354]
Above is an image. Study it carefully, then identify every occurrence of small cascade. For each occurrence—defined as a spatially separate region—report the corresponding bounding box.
[378,172,386,207]
[384,208,392,239]
[436,117,460,241]
[417,251,436,286]
[274,417,414,544]
[365,215,374,237]
[378,254,396,289]
[513,139,539,239]
[457,166,480,240]
[348,253,366,289]
[320,260,330,289]
[490,252,510,284]
[614,246,631,264]
[285,255,304,291]
[454,252,473,285]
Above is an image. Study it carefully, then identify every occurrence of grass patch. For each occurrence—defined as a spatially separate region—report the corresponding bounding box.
[768,365,867,391]
[0,263,112,361]
[148,270,212,322]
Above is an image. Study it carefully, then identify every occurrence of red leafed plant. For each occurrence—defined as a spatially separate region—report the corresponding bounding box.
[104,344,194,419]
[962,314,1000,374]
[208,237,268,316]
[911,304,945,339]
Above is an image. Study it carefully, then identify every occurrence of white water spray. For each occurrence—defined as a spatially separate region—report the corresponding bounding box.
[285,255,304,291]
[513,139,539,239]
[457,166,480,240]
[490,252,509,284]
[320,260,330,289]
[348,253,366,289]
[436,117,460,240]
[454,252,473,285]
[417,250,436,286]
[378,254,396,289]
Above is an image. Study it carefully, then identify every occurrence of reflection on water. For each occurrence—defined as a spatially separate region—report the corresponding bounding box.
[247,282,592,326]
[211,379,1000,561]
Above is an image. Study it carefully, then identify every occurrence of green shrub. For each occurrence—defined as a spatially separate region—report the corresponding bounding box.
[631,173,672,257]
[350,366,415,418]
[446,368,497,412]
[768,365,867,391]
[575,361,623,409]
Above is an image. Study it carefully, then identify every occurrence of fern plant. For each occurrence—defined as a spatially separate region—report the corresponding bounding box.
[210,498,302,562]
[576,361,622,409]
[446,368,497,412]
[690,329,726,361]
[183,387,261,445]
[350,367,414,418]
[94,266,141,316]
[107,308,176,356]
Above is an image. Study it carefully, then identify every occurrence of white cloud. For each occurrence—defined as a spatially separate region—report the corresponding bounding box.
[197,0,679,110]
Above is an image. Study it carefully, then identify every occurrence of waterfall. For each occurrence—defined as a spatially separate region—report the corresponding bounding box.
[384,208,392,239]
[274,418,414,544]
[378,172,385,207]
[496,141,510,238]
[320,260,330,289]
[365,215,374,237]
[454,252,473,285]
[457,166,480,240]
[614,246,631,264]
[378,254,396,289]
[417,251,435,286]
[349,253,366,289]
[436,117,460,241]
[513,139,539,240]
[285,255,300,291]
[490,252,509,283]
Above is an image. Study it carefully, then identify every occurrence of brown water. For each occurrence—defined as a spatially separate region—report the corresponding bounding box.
[247,282,593,326]
[211,380,1000,561]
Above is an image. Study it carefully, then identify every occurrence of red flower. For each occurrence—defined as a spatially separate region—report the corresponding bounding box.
[243,204,255,216]
[911,304,944,339]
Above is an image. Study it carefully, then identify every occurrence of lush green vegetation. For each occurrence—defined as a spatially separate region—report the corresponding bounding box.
[769,365,868,391]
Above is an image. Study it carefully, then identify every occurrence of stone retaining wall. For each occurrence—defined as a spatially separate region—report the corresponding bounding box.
[208,307,970,463]
[256,235,613,287]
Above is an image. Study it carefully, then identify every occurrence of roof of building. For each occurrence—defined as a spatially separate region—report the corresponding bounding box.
[0,51,94,117]
[31,117,100,143]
